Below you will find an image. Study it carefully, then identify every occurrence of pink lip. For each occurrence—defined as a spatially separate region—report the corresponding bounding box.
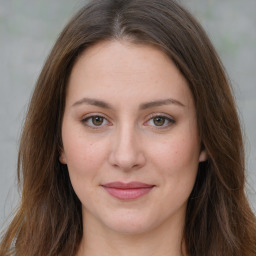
[101,182,155,200]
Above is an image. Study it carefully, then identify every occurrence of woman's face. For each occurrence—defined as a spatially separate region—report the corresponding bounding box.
[60,40,207,235]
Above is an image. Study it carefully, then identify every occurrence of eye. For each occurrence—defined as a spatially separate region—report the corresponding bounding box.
[145,115,175,128]
[82,115,110,128]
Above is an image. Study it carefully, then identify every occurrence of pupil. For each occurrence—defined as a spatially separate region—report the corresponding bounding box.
[154,117,165,126]
[92,116,103,126]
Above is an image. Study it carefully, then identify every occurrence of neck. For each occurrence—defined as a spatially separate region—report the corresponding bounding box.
[77,211,187,256]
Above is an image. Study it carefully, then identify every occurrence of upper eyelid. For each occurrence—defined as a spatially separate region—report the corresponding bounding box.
[145,113,175,121]
[81,112,174,118]
[81,112,111,121]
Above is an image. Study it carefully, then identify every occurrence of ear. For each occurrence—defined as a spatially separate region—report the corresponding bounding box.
[199,148,208,162]
[59,150,67,164]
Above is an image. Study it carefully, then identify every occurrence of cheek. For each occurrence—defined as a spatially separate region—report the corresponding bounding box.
[63,136,109,204]
[62,129,109,178]
[147,124,200,191]
[151,137,199,170]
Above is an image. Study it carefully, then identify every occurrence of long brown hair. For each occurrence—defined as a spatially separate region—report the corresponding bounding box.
[1,0,255,255]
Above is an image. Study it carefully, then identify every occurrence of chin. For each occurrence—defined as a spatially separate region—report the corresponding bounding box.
[107,221,152,235]
[101,210,162,235]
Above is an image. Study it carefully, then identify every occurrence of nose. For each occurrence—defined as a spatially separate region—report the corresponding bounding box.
[108,124,146,171]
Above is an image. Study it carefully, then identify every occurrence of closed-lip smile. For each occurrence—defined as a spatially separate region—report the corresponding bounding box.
[101,182,155,200]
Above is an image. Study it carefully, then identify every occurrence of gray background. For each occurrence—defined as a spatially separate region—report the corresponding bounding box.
[0,0,255,229]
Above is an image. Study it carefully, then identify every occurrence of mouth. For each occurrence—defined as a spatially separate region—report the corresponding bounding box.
[101,182,155,200]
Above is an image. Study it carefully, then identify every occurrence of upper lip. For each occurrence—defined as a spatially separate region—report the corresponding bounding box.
[101,182,155,189]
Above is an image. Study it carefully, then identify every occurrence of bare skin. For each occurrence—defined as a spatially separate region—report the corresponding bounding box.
[60,40,207,256]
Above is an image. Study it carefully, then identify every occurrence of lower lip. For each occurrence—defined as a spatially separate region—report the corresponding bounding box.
[102,187,154,200]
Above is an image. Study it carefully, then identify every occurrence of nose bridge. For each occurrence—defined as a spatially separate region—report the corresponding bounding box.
[109,121,145,170]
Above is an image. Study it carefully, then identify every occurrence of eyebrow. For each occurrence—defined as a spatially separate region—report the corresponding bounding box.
[72,97,185,109]
[72,97,112,109]
[139,98,185,109]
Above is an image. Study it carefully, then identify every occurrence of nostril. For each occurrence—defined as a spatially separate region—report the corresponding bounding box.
[108,149,146,171]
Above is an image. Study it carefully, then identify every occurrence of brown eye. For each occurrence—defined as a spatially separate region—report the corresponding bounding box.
[153,116,166,126]
[145,115,175,128]
[92,116,104,126]
[82,115,109,128]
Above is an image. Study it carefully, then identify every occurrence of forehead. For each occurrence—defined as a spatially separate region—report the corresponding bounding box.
[66,40,193,109]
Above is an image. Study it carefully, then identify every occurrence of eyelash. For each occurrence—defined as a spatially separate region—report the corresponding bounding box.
[81,114,175,129]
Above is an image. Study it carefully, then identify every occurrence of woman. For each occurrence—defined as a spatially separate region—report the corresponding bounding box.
[1,0,255,255]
